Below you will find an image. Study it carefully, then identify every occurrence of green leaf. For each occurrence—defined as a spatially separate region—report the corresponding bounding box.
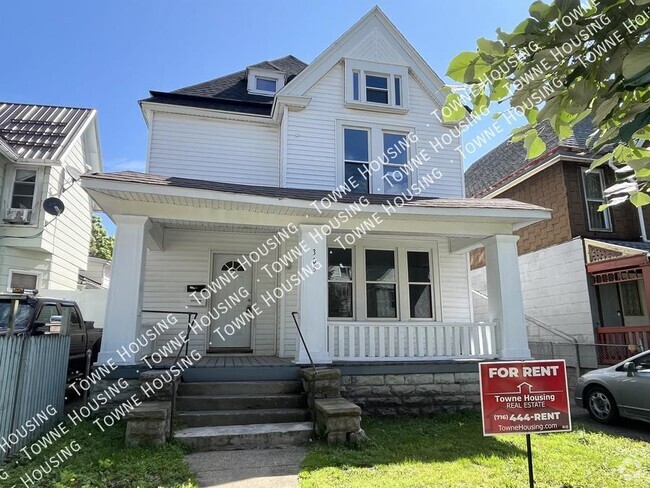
[568,79,597,107]
[446,52,480,83]
[590,152,612,170]
[556,0,580,15]
[524,129,547,158]
[477,37,505,56]
[442,93,467,123]
[529,1,555,21]
[592,95,619,125]
[526,107,539,124]
[630,191,650,207]
[491,79,510,100]
[622,45,650,80]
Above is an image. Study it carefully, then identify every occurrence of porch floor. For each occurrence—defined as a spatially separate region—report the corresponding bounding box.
[153,355,293,369]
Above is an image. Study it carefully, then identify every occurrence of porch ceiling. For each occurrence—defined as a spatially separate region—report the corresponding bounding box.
[82,171,551,237]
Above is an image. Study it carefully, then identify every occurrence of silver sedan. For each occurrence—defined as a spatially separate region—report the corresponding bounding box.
[575,350,650,424]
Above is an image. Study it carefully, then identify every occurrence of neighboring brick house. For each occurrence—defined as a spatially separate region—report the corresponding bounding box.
[466,118,650,349]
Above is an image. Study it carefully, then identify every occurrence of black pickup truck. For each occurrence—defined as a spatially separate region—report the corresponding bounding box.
[0,292,103,365]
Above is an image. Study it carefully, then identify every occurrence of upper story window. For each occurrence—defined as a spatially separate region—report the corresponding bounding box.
[11,169,37,209]
[581,167,612,231]
[2,166,41,225]
[342,124,413,195]
[345,59,408,113]
[247,68,285,96]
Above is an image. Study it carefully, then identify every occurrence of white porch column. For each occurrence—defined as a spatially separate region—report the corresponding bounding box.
[98,215,150,365]
[296,224,332,364]
[483,234,531,360]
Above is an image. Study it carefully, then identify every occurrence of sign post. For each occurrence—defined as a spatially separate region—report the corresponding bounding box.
[479,360,571,487]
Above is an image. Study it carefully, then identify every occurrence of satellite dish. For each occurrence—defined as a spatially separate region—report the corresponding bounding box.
[66,167,83,182]
[43,197,65,216]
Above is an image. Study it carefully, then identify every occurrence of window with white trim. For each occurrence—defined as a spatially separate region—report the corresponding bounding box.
[581,168,611,231]
[342,125,412,195]
[246,68,285,96]
[328,248,354,318]
[365,249,398,318]
[327,246,436,321]
[345,59,408,111]
[10,169,37,210]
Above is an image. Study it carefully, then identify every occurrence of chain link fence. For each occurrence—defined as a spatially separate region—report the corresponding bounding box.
[529,341,645,388]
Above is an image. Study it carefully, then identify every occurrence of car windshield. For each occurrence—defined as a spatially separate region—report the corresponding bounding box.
[0,299,35,331]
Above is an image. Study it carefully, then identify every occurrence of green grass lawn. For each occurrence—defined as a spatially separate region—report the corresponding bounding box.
[300,412,650,488]
[0,421,197,488]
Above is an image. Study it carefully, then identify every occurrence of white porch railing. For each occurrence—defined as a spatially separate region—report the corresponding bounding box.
[328,321,498,361]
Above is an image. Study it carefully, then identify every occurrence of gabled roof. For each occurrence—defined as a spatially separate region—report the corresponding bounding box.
[278,7,447,107]
[143,55,308,116]
[0,102,96,161]
[465,118,595,198]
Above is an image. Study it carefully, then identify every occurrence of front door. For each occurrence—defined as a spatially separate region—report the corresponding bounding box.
[208,254,253,352]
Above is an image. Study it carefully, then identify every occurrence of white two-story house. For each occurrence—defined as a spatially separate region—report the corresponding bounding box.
[0,102,102,291]
[83,8,550,372]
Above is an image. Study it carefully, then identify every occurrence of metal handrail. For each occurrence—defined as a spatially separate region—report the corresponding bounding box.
[141,310,198,363]
[291,311,317,373]
[471,289,578,344]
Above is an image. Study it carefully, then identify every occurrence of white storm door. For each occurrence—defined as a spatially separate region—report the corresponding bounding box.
[208,254,253,351]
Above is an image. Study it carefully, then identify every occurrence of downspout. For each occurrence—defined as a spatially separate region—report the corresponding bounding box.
[638,207,649,242]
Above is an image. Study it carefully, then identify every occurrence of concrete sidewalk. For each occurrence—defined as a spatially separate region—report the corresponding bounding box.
[186,447,306,488]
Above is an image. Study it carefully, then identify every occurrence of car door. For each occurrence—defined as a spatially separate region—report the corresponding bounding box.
[61,303,85,358]
[616,352,650,420]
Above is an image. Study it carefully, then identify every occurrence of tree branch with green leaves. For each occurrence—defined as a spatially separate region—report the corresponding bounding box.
[444,0,650,207]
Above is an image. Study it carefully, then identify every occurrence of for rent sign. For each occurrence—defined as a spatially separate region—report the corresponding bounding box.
[479,360,572,436]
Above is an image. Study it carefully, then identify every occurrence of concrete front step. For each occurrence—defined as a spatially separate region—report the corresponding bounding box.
[176,394,307,411]
[174,422,313,451]
[176,408,311,427]
[178,381,301,396]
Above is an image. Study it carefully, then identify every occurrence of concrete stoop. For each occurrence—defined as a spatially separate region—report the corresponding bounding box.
[173,380,313,451]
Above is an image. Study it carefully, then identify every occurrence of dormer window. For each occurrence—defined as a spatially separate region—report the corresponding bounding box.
[345,59,408,113]
[247,68,285,96]
[256,77,277,93]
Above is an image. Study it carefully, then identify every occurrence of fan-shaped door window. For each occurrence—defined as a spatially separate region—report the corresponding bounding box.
[221,260,245,272]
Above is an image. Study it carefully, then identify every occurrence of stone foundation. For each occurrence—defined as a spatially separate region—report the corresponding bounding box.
[340,372,481,417]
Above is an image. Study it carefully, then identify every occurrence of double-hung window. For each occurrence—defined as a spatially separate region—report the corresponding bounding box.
[407,251,433,318]
[344,128,370,194]
[345,59,408,111]
[581,168,611,231]
[11,169,37,210]
[342,124,412,195]
[365,249,397,318]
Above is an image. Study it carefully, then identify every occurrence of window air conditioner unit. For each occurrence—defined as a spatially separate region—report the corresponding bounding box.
[3,208,32,224]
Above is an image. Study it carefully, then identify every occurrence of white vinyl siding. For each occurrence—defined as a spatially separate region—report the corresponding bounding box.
[471,239,594,343]
[142,229,280,357]
[41,136,94,289]
[284,63,463,197]
[148,112,280,186]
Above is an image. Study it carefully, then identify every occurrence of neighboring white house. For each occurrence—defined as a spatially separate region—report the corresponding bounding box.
[82,7,550,368]
[80,256,112,289]
[0,102,102,291]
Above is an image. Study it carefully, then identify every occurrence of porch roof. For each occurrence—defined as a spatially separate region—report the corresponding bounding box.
[82,171,551,233]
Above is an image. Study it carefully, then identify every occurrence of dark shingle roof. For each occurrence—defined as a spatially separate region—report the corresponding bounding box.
[83,171,548,212]
[142,55,308,116]
[0,102,94,161]
[595,239,650,253]
[465,118,595,197]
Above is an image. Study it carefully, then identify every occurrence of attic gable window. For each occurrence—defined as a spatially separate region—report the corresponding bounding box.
[345,59,408,113]
[247,68,285,96]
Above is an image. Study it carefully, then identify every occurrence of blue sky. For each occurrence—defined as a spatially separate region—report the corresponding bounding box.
[2,0,532,233]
